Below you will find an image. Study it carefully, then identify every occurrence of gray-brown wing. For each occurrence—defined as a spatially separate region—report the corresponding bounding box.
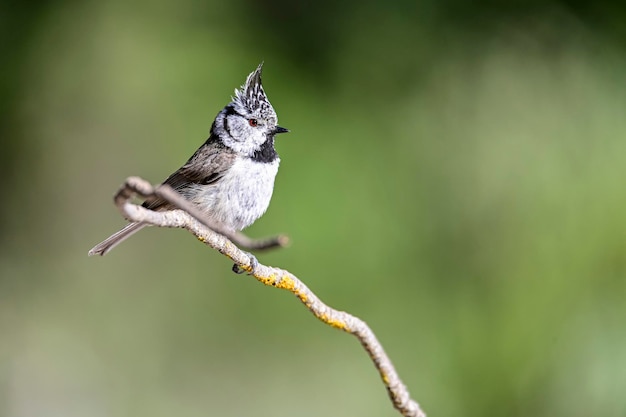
[143,141,237,210]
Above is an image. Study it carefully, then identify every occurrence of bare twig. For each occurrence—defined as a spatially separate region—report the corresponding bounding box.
[109,176,426,417]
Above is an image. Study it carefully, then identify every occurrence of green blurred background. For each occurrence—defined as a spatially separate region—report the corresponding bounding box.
[1,0,626,416]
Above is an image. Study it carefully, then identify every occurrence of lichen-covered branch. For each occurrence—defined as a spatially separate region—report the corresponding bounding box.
[109,176,426,417]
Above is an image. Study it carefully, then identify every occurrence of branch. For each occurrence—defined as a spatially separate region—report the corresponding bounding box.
[110,176,426,417]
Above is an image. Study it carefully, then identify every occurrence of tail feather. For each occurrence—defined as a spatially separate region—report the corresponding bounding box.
[88,222,147,256]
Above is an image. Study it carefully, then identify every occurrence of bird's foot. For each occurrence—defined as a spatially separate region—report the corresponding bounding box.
[232,251,259,275]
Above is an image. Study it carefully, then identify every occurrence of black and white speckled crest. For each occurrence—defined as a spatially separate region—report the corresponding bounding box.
[232,63,276,120]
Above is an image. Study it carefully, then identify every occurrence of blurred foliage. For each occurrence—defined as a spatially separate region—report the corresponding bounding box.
[1,0,626,416]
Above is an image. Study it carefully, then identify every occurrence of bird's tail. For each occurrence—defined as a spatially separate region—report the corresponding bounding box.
[88,222,147,256]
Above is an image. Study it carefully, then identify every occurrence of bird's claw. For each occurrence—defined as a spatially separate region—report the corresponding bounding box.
[232,252,259,275]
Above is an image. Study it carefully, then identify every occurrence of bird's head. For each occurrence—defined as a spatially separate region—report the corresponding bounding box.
[214,63,289,158]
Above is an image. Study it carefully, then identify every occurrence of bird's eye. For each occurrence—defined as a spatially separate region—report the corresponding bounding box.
[249,119,258,127]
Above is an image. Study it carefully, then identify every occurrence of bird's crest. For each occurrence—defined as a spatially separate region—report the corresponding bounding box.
[232,63,274,118]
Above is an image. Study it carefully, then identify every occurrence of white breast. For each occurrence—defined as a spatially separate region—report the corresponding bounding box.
[183,157,280,231]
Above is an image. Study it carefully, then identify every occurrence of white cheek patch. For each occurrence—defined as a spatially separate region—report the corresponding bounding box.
[220,114,268,157]
[224,115,246,141]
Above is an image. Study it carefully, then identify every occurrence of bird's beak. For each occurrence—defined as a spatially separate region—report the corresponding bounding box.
[273,126,290,135]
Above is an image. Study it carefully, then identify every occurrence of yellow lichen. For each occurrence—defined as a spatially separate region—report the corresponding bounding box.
[257,273,276,286]
[382,373,390,384]
[296,291,308,303]
[276,275,296,291]
[319,313,348,331]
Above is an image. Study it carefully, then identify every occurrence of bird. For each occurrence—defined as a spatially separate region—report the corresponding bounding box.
[88,63,289,257]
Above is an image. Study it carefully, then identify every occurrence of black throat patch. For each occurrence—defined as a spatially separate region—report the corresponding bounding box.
[251,134,277,163]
